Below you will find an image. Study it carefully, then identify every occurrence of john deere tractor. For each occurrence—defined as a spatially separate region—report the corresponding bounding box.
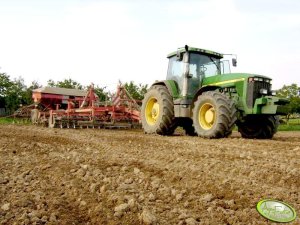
[141,45,288,139]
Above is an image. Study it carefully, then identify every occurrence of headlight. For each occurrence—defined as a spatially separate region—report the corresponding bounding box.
[260,89,268,95]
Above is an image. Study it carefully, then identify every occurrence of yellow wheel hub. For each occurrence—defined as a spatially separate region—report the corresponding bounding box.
[145,97,160,125]
[199,103,216,130]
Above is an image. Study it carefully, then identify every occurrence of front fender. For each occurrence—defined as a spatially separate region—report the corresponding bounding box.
[192,85,220,103]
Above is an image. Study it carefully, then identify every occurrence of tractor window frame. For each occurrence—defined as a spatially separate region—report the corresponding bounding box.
[167,56,184,93]
[220,60,231,74]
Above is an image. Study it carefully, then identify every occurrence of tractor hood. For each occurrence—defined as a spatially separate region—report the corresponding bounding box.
[203,73,272,87]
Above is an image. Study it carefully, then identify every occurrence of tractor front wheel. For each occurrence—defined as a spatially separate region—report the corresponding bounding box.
[192,91,237,138]
[141,85,176,135]
[237,115,279,139]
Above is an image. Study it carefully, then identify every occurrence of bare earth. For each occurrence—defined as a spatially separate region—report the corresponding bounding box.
[0,124,299,225]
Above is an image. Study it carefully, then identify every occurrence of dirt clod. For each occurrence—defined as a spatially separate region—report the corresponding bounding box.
[1,203,10,211]
[139,208,157,225]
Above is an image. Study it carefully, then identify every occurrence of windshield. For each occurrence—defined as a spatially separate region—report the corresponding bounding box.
[189,53,221,78]
[167,53,221,78]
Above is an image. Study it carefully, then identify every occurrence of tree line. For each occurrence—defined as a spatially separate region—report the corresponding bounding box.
[0,73,148,115]
[0,72,299,118]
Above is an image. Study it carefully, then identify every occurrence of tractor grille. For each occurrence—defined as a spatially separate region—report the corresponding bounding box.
[246,81,271,108]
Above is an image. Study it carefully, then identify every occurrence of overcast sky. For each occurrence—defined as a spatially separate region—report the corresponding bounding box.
[0,0,299,90]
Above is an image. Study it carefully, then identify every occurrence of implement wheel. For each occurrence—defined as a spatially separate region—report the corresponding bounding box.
[48,115,56,128]
[192,91,237,138]
[141,85,176,135]
[30,109,39,124]
[237,115,279,139]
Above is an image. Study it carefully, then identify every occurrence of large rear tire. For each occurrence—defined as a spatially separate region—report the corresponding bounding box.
[141,85,176,135]
[237,115,279,139]
[192,91,237,138]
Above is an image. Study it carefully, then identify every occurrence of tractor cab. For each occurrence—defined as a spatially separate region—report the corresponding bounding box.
[166,46,232,97]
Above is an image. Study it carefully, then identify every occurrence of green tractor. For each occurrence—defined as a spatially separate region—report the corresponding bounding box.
[141,45,288,139]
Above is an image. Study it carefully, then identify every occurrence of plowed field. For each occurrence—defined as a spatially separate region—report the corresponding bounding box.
[0,125,299,225]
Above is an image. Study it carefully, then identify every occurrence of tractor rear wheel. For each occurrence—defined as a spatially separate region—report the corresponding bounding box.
[192,91,237,138]
[237,115,279,139]
[141,85,176,135]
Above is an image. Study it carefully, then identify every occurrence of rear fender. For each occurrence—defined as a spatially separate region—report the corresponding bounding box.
[151,80,180,98]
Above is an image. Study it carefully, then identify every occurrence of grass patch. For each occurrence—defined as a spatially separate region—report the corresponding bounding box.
[278,118,300,131]
[287,118,300,125]
[278,119,300,131]
[0,117,31,125]
[278,124,300,131]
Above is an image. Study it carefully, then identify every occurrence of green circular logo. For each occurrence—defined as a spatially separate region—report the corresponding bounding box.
[257,199,297,223]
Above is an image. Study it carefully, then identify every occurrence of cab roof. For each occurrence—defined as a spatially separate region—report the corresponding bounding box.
[167,46,223,59]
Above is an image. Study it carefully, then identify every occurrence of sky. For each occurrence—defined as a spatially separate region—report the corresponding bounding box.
[0,0,299,90]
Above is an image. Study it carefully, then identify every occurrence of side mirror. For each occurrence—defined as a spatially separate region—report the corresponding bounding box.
[232,58,237,67]
[185,45,189,52]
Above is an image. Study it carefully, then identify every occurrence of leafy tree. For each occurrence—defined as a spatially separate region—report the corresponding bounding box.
[93,85,109,102]
[47,79,109,102]
[123,81,148,101]
[47,79,56,87]
[4,77,27,111]
[0,75,41,113]
[0,73,13,109]
[47,78,83,89]
[0,73,13,97]
[276,83,300,121]
[276,83,300,98]
[23,81,42,105]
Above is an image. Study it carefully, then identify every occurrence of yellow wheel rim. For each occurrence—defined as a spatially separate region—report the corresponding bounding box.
[199,103,216,130]
[145,97,160,125]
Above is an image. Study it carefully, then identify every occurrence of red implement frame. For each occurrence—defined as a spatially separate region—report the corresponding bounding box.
[48,84,141,128]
